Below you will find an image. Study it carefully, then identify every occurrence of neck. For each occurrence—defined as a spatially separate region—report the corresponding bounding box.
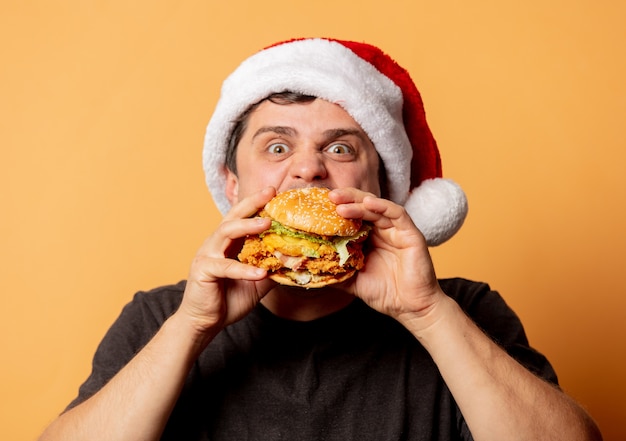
[260,286,355,321]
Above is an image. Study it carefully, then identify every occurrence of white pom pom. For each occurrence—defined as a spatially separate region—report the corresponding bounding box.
[404,178,468,246]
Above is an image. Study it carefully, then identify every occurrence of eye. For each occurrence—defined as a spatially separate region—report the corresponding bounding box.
[267,143,290,155]
[325,143,354,156]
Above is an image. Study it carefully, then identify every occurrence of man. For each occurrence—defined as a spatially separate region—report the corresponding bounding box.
[39,38,602,440]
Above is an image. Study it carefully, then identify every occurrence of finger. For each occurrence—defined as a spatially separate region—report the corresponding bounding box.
[328,187,374,205]
[330,188,406,223]
[192,252,268,282]
[361,196,411,226]
[329,187,381,223]
[335,194,405,226]
[222,186,276,222]
[200,216,271,258]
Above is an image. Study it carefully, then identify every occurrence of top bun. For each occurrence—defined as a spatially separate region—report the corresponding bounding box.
[264,188,362,237]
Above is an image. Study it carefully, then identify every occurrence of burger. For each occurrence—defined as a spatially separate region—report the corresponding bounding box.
[238,187,370,288]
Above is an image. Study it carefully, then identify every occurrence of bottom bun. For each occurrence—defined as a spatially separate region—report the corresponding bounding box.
[270,269,356,289]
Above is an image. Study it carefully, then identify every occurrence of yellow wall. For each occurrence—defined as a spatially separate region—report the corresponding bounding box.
[2,1,625,439]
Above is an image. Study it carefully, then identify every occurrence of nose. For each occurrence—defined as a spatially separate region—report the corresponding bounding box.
[290,150,328,183]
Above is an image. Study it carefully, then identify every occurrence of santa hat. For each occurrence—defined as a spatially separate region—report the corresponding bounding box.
[203,38,468,246]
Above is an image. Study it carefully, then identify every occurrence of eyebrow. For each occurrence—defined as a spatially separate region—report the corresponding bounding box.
[251,126,296,141]
[251,126,368,143]
[322,128,367,142]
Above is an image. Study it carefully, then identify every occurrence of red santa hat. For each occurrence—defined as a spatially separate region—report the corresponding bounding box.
[203,38,468,245]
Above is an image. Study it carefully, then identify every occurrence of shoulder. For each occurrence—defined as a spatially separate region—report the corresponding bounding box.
[90,281,187,358]
[131,280,187,310]
[439,277,494,303]
[439,277,558,383]
[439,277,513,316]
[115,280,187,329]
[438,277,526,346]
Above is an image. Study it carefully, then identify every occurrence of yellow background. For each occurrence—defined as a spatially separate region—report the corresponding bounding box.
[2,1,625,439]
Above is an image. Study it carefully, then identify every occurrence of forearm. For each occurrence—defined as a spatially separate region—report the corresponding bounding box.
[39,312,217,441]
[401,294,602,441]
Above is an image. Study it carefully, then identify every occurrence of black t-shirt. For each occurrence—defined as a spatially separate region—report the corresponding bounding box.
[67,278,558,440]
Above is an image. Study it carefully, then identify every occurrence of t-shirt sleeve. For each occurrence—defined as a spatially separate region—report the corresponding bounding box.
[64,282,185,411]
[439,278,559,386]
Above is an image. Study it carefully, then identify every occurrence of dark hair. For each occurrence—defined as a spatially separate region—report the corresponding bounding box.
[225,92,316,175]
[224,91,389,198]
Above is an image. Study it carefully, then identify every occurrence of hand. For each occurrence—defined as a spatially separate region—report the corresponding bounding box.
[331,188,446,326]
[177,187,277,341]
[332,189,604,441]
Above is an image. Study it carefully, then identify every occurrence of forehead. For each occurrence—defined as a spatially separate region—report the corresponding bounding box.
[245,97,365,131]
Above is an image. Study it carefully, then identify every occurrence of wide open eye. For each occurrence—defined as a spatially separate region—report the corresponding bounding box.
[267,143,290,155]
[325,143,355,158]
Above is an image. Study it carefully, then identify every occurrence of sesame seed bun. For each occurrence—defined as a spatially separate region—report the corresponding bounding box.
[269,269,357,288]
[264,187,362,237]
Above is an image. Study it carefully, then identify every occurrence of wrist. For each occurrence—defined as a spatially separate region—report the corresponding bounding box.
[165,310,222,357]
[396,292,460,342]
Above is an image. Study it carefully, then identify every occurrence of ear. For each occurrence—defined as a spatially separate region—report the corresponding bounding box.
[225,169,239,205]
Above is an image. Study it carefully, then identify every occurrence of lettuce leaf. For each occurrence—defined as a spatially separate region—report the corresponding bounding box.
[264,220,369,266]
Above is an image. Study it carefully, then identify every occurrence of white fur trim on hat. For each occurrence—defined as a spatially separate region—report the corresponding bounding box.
[405,178,468,246]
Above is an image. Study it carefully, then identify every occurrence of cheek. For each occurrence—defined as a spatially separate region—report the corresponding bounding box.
[338,151,380,191]
[358,171,382,196]
[331,161,381,195]
[235,162,286,195]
